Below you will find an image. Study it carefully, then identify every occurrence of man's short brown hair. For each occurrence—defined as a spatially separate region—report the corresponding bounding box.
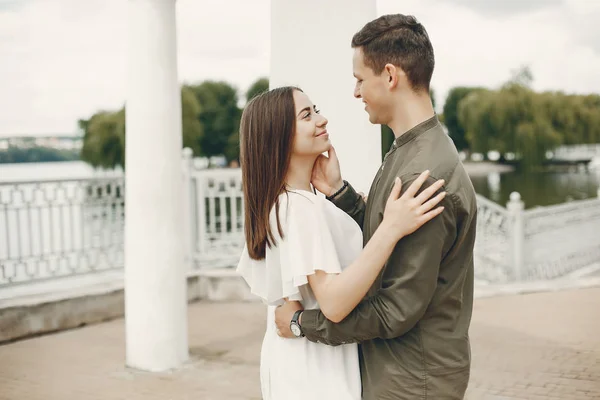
[352,14,434,92]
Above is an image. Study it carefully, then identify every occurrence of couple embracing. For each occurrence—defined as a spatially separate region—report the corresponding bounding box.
[237,13,477,400]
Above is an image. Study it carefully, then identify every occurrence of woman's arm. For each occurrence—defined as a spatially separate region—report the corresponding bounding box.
[307,171,446,323]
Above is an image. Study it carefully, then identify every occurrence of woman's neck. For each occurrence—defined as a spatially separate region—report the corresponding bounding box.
[285,155,317,192]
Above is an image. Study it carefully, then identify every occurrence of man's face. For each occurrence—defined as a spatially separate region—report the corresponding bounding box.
[352,48,392,125]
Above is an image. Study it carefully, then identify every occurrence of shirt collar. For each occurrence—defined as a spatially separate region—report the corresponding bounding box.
[391,114,440,150]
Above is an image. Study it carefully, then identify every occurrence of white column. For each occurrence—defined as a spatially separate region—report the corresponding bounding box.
[270,0,380,193]
[181,147,194,271]
[125,0,188,371]
[507,192,525,282]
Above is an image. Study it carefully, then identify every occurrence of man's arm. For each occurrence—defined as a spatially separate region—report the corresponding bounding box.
[302,177,456,346]
[329,182,367,229]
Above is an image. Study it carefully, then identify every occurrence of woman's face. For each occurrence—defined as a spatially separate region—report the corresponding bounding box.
[291,90,330,157]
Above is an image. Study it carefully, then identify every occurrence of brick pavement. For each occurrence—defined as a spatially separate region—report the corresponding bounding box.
[0,287,599,399]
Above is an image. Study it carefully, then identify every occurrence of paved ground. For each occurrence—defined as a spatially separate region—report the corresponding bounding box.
[0,287,599,400]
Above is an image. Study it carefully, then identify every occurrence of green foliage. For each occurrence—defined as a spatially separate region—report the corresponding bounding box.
[181,86,203,156]
[443,86,485,150]
[246,77,269,102]
[77,72,600,171]
[456,81,596,168]
[509,65,534,88]
[429,87,437,109]
[224,131,240,164]
[79,109,125,169]
[224,78,270,163]
[445,65,600,169]
[80,86,204,169]
[188,81,241,160]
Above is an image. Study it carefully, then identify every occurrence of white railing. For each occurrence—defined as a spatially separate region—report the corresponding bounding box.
[522,196,600,280]
[475,190,600,282]
[187,165,600,284]
[185,152,245,270]
[2,150,600,288]
[0,177,124,286]
[473,194,513,282]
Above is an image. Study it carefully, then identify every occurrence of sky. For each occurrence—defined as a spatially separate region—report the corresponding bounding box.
[0,0,599,137]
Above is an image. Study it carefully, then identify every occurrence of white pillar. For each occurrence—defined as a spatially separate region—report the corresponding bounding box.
[270,0,380,193]
[181,147,194,271]
[507,192,525,282]
[125,0,188,371]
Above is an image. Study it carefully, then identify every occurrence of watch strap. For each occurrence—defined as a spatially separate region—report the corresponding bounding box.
[291,310,304,337]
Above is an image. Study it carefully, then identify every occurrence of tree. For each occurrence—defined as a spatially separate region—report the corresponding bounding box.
[224,131,240,164]
[80,86,204,169]
[458,83,563,169]
[246,77,269,102]
[188,81,241,159]
[429,87,437,110]
[181,85,203,156]
[223,78,271,163]
[509,65,534,88]
[457,89,494,155]
[443,87,485,150]
[79,109,125,169]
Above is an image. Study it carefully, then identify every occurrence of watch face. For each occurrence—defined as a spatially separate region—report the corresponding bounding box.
[290,323,302,337]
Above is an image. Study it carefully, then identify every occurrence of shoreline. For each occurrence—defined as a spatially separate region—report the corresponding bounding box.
[463,161,515,176]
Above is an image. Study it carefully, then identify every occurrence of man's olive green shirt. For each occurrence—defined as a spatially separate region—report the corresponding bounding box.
[301,116,477,400]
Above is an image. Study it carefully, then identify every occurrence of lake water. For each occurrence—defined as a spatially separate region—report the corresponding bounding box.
[1,161,600,208]
[469,168,600,209]
[0,161,121,182]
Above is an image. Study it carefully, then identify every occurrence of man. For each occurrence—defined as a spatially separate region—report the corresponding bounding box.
[275,14,477,399]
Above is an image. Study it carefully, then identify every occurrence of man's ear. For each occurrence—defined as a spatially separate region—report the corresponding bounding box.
[384,63,400,90]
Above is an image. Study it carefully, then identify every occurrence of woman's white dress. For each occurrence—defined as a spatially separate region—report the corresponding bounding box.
[237,189,364,400]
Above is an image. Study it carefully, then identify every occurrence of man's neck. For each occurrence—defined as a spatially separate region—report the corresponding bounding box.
[387,92,436,139]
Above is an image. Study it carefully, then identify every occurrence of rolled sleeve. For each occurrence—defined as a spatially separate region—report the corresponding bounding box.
[329,182,366,229]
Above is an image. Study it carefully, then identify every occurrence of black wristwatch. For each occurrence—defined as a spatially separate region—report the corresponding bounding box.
[290,310,305,337]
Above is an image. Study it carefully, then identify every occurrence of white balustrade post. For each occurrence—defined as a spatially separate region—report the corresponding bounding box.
[125,0,188,371]
[182,148,194,272]
[270,0,380,193]
[507,192,525,281]
[196,172,207,255]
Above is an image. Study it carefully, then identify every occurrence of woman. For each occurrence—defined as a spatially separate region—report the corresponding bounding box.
[236,87,445,400]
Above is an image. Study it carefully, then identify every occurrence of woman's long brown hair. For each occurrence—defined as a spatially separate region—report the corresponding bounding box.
[239,86,300,260]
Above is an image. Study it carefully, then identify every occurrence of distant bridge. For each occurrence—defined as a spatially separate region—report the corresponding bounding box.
[551,144,600,164]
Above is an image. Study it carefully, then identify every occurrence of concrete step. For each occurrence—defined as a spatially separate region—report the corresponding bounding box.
[0,268,256,344]
[2,263,600,344]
